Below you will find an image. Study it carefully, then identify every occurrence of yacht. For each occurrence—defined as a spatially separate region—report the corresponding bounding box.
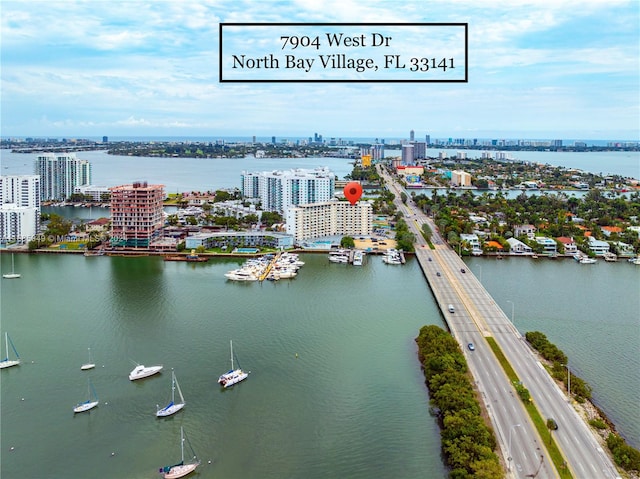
[224,269,258,281]
[353,250,365,266]
[579,257,597,264]
[129,363,163,380]
[328,254,349,263]
[382,249,402,265]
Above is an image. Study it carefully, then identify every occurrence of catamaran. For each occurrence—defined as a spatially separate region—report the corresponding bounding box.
[0,332,20,369]
[156,369,186,417]
[159,427,201,479]
[217,340,248,388]
[129,362,163,380]
[73,379,99,413]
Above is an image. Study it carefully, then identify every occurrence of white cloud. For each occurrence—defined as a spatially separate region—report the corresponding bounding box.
[1,0,638,138]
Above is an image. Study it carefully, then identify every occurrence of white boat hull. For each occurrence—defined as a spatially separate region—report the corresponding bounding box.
[2,273,21,279]
[164,462,199,479]
[74,400,99,413]
[0,359,20,369]
[81,363,96,370]
[218,369,248,388]
[129,364,163,380]
[157,402,185,417]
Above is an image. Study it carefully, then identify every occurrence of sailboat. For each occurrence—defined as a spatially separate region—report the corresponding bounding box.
[81,347,96,370]
[156,369,185,417]
[0,332,21,369]
[159,427,201,479]
[73,379,99,413]
[217,340,248,388]
[2,254,21,279]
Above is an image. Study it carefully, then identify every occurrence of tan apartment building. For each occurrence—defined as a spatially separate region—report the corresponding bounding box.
[285,200,373,242]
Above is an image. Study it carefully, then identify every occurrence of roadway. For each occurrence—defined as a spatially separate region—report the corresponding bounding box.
[380,167,620,479]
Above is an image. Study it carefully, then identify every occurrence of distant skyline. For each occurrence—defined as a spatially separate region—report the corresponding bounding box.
[1,0,639,140]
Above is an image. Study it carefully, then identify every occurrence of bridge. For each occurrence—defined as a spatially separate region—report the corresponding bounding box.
[380,167,620,479]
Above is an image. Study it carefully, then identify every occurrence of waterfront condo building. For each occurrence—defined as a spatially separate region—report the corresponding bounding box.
[285,199,373,242]
[451,169,472,187]
[241,167,335,214]
[35,153,91,201]
[109,181,165,248]
[0,175,41,243]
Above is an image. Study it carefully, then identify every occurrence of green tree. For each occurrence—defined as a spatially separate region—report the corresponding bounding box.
[340,236,355,248]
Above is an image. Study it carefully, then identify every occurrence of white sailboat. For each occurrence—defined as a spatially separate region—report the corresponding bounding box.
[156,369,185,417]
[160,427,201,479]
[217,340,248,388]
[73,379,99,413]
[2,254,21,279]
[81,347,96,370]
[0,332,21,369]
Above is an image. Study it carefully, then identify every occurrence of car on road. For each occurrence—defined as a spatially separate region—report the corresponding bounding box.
[428,257,432,261]
[461,268,466,273]
[467,343,475,351]
[436,272,441,276]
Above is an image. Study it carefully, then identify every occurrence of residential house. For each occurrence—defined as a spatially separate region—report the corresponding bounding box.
[506,237,532,254]
[556,237,578,255]
[587,236,610,256]
[514,224,536,238]
[534,236,557,256]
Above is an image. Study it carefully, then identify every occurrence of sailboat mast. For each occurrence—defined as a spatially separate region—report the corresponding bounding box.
[180,427,185,463]
[4,333,7,360]
[230,340,234,370]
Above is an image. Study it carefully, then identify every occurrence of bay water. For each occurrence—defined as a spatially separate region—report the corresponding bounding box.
[1,253,447,479]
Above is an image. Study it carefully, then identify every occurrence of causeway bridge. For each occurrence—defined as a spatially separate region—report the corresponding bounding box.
[381,169,620,479]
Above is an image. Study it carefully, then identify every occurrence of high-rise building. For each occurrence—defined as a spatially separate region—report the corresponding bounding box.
[409,129,415,142]
[425,134,431,145]
[0,175,41,243]
[285,199,372,242]
[411,141,426,159]
[371,144,384,161]
[109,181,165,248]
[241,168,335,213]
[401,144,414,165]
[35,153,91,201]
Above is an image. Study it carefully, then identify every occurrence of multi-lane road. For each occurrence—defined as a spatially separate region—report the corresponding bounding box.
[381,168,620,478]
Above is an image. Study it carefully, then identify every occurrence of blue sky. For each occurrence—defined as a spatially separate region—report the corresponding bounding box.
[1,0,639,141]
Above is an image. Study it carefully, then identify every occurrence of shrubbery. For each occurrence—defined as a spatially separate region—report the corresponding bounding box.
[416,325,503,478]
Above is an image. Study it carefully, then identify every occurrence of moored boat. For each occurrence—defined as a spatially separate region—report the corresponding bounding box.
[129,363,163,380]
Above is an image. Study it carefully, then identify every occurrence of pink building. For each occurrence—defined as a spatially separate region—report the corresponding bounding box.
[110,181,165,248]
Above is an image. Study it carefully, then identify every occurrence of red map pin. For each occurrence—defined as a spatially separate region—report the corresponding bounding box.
[343,182,363,205]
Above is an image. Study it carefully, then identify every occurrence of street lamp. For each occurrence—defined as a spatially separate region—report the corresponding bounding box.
[566,363,571,401]
[508,423,522,472]
[506,300,515,325]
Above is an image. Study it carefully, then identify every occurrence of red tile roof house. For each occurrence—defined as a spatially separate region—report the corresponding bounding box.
[601,226,623,237]
[556,236,578,255]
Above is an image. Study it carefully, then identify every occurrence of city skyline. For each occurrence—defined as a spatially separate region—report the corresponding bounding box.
[1,1,639,140]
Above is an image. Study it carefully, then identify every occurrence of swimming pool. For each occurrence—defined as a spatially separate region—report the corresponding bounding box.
[234,247,259,253]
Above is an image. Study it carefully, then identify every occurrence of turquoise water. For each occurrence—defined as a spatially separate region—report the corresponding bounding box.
[234,247,259,253]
